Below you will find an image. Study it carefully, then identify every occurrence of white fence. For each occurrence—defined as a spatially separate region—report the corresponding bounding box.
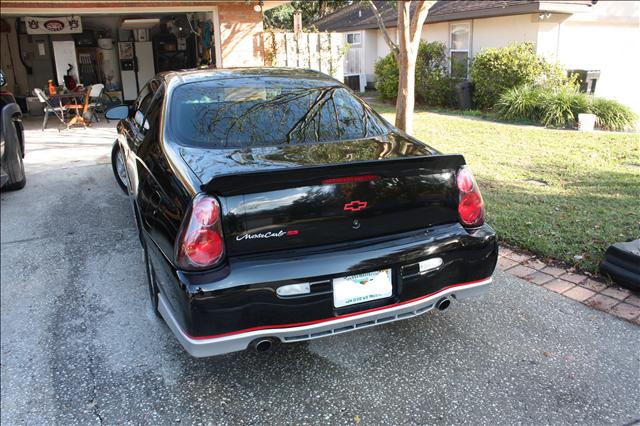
[264,32,345,82]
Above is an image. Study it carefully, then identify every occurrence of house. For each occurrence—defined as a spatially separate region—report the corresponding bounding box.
[0,0,287,101]
[314,0,640,115]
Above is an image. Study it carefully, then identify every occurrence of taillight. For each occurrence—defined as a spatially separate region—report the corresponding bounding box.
[176,194,225,270]
[457,167,485,227]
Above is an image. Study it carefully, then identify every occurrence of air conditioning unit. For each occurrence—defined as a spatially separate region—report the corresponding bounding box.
[343,73,366,93]
[568,69,601,95]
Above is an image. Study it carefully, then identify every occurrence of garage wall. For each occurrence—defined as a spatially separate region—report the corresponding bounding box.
[218,3,264,67]
[18,32,56,93]
[0,19,28,95]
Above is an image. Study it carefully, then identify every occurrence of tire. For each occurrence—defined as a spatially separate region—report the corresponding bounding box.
[3,142,26,191]
[143,243,162,319]
[111,141,128,194]
[2,105,26,191]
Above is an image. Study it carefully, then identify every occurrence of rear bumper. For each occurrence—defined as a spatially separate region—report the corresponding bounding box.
[147,222,498,357]
[159,277,492,357]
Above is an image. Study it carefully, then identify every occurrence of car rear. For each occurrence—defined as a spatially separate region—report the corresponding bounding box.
[156,72,497,357]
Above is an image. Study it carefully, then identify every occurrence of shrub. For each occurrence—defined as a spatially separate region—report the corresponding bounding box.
[470,42,567,110]
[539,86,591,128]
[497,84,590,128]
[374,53,399,100]
[415,41,455,107]
[374,41,454,107]
[590,97,638,131]
[495,85,543,122]
[497,84,637,130]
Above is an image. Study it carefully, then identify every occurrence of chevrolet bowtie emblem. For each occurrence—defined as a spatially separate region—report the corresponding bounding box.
[344,200,368,212]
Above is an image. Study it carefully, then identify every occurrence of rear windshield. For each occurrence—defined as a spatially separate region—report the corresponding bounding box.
[168,77,390,148]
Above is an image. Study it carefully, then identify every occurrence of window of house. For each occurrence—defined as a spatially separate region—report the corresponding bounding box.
[344,32,363,75]
[346,32,362,46]
[450,23,470,79]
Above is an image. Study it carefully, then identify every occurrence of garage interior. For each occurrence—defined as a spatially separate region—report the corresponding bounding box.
[1,12,219,114]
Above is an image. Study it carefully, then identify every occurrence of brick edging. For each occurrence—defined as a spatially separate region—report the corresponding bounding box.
[498,245,640,325]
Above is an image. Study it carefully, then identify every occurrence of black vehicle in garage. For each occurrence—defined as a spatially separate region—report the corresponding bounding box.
[107,68,498,357]
[0,70,26,191]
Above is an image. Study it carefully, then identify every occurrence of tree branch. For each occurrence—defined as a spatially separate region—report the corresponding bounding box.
[409,1,435,49]
[398,1,411,57]
[368,1,399,59]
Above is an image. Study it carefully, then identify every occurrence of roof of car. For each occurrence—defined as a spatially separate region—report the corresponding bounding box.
[159,67,340,86]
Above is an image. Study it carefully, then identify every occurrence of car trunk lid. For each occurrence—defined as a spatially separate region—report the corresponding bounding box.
[179,134,465,256]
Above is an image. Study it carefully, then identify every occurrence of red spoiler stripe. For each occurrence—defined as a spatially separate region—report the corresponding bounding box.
[186,277,491,340]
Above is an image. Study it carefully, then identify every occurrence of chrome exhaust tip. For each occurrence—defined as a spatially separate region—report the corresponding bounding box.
[436,297,451,311]
[251,338,277,353]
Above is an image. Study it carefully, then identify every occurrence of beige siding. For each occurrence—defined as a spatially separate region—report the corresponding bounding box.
[536,1,640,115]
[362,29,378,82]
[421,22,449,46]
[376,28,397,60]
[557,21,640,116]
[472,14,538,56]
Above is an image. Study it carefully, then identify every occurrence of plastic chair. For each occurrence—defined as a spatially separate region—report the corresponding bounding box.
[33,88,65,131]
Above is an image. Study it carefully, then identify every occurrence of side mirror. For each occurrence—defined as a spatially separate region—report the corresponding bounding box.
[105,104,130,121]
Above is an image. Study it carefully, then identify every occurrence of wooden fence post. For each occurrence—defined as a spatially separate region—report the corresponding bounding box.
[265,31,344,80]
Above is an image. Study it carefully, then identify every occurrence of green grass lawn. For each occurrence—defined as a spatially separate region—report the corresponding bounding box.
[374,104,640,273]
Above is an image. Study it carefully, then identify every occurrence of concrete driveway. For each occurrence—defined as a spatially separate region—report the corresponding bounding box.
[1,118,639,425]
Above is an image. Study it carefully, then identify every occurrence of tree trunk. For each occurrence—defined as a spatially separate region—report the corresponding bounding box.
[369,0,435,135]
[395,1,415,134]
[395,52,416,135]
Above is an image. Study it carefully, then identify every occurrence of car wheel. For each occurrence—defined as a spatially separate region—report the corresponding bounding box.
[144,244,162,319]
[3,142,26,191]
[111,142,128,194]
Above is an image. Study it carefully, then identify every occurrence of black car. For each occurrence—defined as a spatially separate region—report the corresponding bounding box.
[0,70,26,191]
[106,68,497,357]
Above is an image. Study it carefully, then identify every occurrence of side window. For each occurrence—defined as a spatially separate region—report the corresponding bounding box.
[133,84,151,114]
[143,85,165,131]
[133,83,154,131]
[136,85,166,157]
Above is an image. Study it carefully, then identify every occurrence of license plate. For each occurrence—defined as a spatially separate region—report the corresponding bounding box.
[333,269,392,308]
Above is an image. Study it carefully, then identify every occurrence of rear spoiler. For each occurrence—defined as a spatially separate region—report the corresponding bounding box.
[202,154,465,196]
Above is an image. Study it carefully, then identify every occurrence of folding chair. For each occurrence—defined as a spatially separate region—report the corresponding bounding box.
[33,88,66,131]
[86,83,104,123]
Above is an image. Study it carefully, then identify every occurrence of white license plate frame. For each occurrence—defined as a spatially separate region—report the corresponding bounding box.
[332,269,393,308]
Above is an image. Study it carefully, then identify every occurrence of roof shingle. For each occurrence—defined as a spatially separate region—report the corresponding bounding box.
[314,1,594,32]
